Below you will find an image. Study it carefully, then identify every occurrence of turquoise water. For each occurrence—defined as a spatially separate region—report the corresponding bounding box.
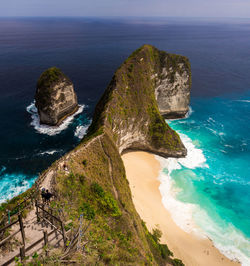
[157,92,250,265]
[0,17,250,264]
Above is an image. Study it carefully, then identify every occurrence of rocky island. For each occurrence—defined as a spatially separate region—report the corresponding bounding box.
[35,67,78,126]
[0,45,193,265]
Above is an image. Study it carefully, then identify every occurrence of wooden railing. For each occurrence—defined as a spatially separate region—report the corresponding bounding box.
[0,163,75,265]
[0,214,25,248]
[0,200,69,265]
[35,201,67,246]
[0,168,55,228]
[1,229,56,266]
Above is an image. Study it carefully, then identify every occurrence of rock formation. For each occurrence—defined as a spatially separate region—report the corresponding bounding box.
[155,52,191,118]
[35,67,78,126]
[2,45,191,265]
[89,44,191,158]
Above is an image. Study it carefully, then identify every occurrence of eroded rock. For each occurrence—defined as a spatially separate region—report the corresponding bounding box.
[35,67,78,126]
[89,44,192,158]
[155,54,191,118]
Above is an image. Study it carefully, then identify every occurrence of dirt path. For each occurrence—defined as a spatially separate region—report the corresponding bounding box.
[0,134,104,265]
[0,208,63,265]
[0,170,61,265]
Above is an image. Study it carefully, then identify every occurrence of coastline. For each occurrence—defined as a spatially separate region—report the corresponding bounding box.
[122,151,240,266]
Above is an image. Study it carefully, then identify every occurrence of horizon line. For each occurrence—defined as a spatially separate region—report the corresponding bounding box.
[0,15,250,20]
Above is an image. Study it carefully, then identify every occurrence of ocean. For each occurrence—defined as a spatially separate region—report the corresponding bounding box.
[0,17,249,264]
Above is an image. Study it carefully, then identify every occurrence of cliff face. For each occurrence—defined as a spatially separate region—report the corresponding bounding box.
[89,44,191,158]
[35,67,78,126]
[2,45,191,265]
[52,44,192,264]
[155,53,191,118]
[50,45,191,264]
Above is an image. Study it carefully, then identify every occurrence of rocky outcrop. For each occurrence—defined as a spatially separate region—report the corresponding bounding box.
[88,44,191,158]
[2,45,192,265]
[155,53,191,119]
[35,67,78,126]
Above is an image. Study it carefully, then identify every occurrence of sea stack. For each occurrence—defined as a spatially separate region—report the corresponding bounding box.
[35,67,78,126]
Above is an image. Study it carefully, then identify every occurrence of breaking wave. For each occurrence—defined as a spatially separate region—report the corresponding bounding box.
[156,132,207,235]
[36,149,63,156]
[0,171,35,204]
[156,132,250,265]
[26,101,85,136]
[74,124,90,139]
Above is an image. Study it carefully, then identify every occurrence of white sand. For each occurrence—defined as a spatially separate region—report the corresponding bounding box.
[122,151,239,266]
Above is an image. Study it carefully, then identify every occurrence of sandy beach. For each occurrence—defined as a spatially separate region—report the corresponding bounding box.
[122,151,240,266]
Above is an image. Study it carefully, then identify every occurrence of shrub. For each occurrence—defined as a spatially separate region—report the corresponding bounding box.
[91,182,121,217]
[78,174,86,184]
[79,202,95,220]
[159,244,172,259]
[152,228,162,243]
[91,183,105,198]
[102,193,121,216]
[172,258,185,266]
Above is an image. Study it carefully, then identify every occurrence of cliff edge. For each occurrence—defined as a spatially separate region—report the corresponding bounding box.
[0,45,191,265]
[89,44,191,158]
[35,67,78,126]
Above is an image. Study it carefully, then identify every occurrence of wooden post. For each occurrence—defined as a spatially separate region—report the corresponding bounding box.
[42,203,45,220]
[61,221,66,246]
[20,245,25,261]
[43,230,49,256]
[43,230,48,246]
[50,209,53,229]
[18,214,25,246]
[35,200,39,222]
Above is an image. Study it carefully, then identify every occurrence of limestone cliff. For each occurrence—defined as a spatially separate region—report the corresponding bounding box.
[35,67,78,126]
[51,43,192,264]
[89,44,191,158]
[155,52,191,118]
[1,45,191,265]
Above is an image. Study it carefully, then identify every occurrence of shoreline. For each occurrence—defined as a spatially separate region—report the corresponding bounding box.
[122,151,240,266]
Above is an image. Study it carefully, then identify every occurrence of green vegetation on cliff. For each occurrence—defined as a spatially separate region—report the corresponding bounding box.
[1,45,190,265]
[51,133,177,265]
[46,44,188,264]
[37,67,70,91]
[35,67,72,109]
[89,44,187,157]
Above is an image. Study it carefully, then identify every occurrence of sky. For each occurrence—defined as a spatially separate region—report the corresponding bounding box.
[1,0,250,18]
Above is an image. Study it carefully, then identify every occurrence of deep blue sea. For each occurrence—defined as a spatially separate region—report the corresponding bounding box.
[0,17,249,264]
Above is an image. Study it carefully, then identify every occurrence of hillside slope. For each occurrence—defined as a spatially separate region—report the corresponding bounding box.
[0,44,191,265]
[50,44,191,264]
[89,44,191,158]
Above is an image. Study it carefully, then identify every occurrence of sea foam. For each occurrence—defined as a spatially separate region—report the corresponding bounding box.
[26,101,85,136]
[235,100,250,103]
[36,149,63,156]
[156,131,250,265]
[0,172,35,204]
[185,106,194,118]
[74,125,87,139]
[155,132,207,236]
